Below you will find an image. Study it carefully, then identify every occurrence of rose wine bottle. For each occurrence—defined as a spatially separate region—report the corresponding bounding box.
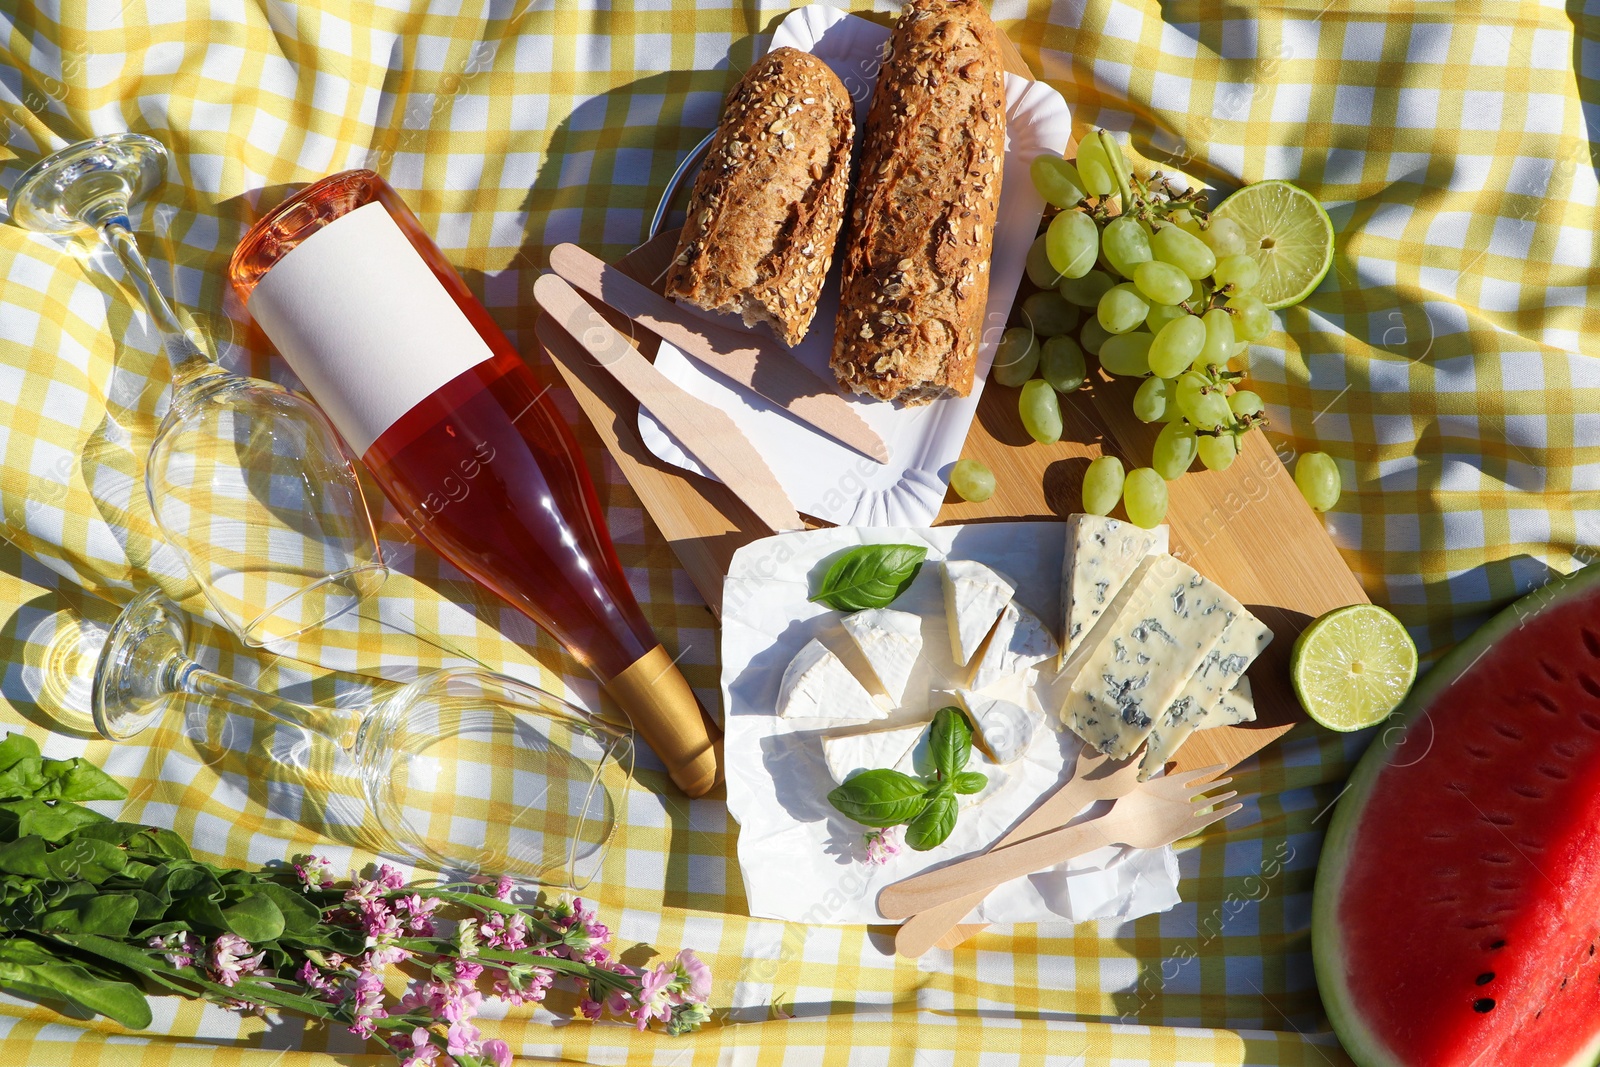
[228,171,721,797]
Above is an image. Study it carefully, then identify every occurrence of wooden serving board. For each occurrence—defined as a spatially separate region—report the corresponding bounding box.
[534,229,1367,781]
[532,30,1368,783]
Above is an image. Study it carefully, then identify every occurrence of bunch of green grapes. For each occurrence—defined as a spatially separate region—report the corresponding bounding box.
[1021,130,1276,528]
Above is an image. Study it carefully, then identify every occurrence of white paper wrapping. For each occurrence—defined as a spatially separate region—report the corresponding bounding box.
[721,523,1182,926]
[640,6,1075,528]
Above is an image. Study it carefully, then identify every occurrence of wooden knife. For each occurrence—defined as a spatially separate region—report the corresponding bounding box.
[546,243,890,464]
[533,273,806,534]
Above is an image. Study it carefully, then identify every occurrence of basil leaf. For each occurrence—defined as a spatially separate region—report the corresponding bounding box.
[827,769,931,828]
[810,545,927,611]
[928,707,973,781]
[952,771,988,795]
[904,792,959,852]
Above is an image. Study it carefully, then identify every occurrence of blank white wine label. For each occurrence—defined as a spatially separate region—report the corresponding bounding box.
[246,200,493,456]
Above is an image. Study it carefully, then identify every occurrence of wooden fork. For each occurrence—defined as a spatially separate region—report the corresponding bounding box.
[878,768,1239,920]
[894,745,1145,958]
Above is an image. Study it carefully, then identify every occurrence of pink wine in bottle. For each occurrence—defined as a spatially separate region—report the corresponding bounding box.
[229,171,721,797]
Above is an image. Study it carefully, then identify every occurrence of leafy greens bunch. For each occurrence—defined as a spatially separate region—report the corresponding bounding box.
[826,707,986,851]
[0,734,712,1065]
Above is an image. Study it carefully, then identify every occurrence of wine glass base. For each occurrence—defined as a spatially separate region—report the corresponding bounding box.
[8,133,167,234]
[92,588,188,741]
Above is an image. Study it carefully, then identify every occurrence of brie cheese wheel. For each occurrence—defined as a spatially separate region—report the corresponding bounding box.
[841,608,924,705]
[956,690,1038,765]
[776,638,886,722]
[967,601,1059,691]
[940,560,1016,667]
[1060,514,1169,664]
[821,723,930,785]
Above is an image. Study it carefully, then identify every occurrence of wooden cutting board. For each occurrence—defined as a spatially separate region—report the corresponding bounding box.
[532,30,1369,782]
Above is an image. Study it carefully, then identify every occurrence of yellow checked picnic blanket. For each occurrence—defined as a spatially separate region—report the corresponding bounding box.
[0,0,1596,1063]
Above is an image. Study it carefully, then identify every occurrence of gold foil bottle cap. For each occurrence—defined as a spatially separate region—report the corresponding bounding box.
[604,645,723,798]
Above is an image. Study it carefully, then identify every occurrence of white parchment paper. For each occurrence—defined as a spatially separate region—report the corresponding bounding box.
[721,523,1182,926]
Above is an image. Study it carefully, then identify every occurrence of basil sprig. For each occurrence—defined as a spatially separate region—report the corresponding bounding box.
[809,544,927,612]
[826,707,987,852]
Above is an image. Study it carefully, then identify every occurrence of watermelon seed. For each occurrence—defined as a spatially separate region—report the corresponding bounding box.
[1510,784,1546,799]
[1479,812,1514,827]
[1465,744,1492,760]
[1473,998,1495,1013]
[1582,628,1600,657]
[1481,851,1514,865]
[1532,691,1560,714]
[1580,712,1600,731]
[1491,939,1506,949]
[1475,972,1494,985]
[1537,763,1570,780]
[1581,674,1600,699]
[1541,659,1564,681]
[1491,722,1524,741]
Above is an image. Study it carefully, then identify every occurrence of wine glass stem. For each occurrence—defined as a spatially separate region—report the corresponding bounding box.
[95,217,218,388]
[174,658,362,751]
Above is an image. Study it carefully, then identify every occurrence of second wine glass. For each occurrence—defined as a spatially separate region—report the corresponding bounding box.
[92,588,632,889]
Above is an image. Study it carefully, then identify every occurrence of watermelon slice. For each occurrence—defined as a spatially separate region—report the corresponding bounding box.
[1315,565,1600,1066]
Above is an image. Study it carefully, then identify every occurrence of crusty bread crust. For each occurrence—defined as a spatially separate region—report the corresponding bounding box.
[664,47,854,349]
[830,0,1006,405]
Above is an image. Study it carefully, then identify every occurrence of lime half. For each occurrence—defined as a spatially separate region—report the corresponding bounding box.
[1291,604,1417,731]
[1210,180,1334,310]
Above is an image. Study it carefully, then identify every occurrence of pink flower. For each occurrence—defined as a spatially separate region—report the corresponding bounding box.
[480,1038,513,1067]
[633,962,676,1031]
[395,893,442,935]
[375,864,408,890]
[396,1026,439,1067]
[446,1020,481,1057]
[347,969,388,1039]
[293,854,335,891]
[492,965,553,1007]
[209,934,266,988]
[481,911,528,951]
[297,960,343,1001]
[453,960,484,983]
[578,998,604,1020]
[148,932,202,969]
[864,827,902,866]
[671,949,713,1004]
[493,875,514,901]
[437,981,483,1024]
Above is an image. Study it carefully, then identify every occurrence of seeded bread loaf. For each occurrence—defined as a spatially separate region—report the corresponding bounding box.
[664,47,855,348]
[831,0,1007,405]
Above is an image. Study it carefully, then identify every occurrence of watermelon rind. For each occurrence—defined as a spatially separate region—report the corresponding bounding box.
[1312,563,1600,1067]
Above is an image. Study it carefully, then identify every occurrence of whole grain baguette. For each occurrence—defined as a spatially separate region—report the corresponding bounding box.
[664,47,854,348]
[831,0,1007,405]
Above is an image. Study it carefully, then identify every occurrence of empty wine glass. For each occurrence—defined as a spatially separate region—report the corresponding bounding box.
[7,132,387,647]
[92,587,632,888]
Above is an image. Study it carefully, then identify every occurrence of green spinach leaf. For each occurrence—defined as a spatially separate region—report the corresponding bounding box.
[809,544,927,611]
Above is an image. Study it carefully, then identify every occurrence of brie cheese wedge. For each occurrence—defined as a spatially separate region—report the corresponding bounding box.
[967,601,1059,691]
[956,689,1038,765]
[941,560,1016,667]
[821,723,930,786]
[841,608,924,706]
[776,639,886,722]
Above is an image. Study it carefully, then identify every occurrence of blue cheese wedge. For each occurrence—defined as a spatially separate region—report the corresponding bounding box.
[1137,676,1257,781]
[940,560,1016,667]
[1137,614,1272,780]
[1060,514,1169,665]
[1059,555,1242,759]
[955,689,1038,765]
[776,638,887,722]
[896,717,1012,807]
[840,608,924,705]
[967,601,1059,691]
[1207,674,1258,728]
[821,723,930,785]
